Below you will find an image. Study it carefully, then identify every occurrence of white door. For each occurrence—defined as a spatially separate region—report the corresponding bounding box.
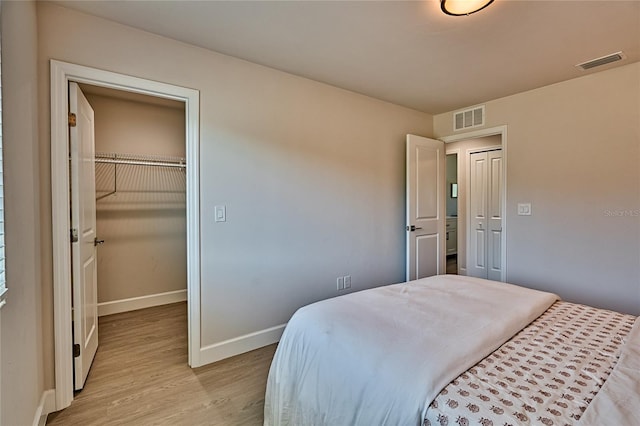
[468,149,502,280]
[69,82,99,390]
[406,134,446,281]
[486,150,503,281]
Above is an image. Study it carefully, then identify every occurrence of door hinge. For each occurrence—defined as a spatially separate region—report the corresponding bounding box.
[70,228,79,243]
[73,343,80,358]
[68,113,77,127]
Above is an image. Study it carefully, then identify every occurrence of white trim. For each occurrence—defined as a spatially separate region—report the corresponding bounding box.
[440,125,508,283]
[32,390,56,426]
[50,60,201,411]
[440,125,506,144]
[98,289,187,317]
[198,324,286,366]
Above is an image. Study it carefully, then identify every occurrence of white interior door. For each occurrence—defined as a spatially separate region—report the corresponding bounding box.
[486,150,503,281]
[468,151,487,278]
[406,134,446,281]
[70,82,99,390]
[468,149,502,280]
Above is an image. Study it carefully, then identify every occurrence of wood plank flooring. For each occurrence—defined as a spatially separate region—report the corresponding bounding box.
[47,303,276,425]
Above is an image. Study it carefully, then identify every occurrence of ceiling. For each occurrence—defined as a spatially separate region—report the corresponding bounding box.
[79,83,185,110]
[55,1,640,115]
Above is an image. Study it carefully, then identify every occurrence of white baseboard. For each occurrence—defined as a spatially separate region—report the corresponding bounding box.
[98,289,187,317]
[197,324,285,366]
[33,389,56,426]
[459,267,467,276]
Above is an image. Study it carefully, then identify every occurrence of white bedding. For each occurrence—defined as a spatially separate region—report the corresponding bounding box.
[578,316,640,425]
[264,275,558,426]
[425,300,637,425]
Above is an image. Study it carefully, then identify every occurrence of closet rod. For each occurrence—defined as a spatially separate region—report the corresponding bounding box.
[95,158,186,169]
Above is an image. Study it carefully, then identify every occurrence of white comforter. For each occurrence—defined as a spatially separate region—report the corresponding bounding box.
[264,275,559,426]
[579,316,640,425]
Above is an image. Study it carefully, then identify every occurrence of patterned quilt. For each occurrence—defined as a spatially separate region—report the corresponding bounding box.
[424,301,635,426]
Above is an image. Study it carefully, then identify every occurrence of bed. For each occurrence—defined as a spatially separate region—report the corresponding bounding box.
[264,275,639,426]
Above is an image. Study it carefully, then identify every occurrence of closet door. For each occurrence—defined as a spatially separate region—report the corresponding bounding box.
[468,151,488,278]
[486,150,503,281]
[69,82,99,390]
[468,149,502,280]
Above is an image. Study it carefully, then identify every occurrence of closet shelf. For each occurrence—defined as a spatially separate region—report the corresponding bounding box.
[95,152,186,169]
[95,152,186,201]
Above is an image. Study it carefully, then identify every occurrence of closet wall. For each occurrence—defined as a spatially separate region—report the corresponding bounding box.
[84,89,187,312]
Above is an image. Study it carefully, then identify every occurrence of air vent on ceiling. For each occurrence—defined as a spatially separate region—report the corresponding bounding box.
[454,105,485,131]
[576,51,625,71]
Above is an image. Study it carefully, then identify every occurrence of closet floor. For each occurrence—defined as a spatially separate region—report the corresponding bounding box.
[46,302,276,425]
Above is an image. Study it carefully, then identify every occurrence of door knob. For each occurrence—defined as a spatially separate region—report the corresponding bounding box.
[406,225,423,232]
[94,238,105,246]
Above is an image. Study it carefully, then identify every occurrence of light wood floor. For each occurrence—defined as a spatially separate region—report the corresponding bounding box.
[47,302,277,425]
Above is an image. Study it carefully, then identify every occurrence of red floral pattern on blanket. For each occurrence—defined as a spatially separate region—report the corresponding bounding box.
[424,301,635,426]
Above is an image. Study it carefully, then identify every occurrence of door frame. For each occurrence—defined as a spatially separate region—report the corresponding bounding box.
[441,125,507,282]
[50,60,201,410]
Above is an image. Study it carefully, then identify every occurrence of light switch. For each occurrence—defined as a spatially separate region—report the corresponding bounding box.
[215,205,226,222]
[517,203,531,216]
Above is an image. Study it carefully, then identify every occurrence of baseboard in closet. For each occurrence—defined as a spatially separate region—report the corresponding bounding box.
[97,289,187,317]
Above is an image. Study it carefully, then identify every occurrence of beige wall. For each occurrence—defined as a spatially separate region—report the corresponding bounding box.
[85,93,186,304]
[445,136,501,273]
[1,1,45,425]
[435,62,640,315]
[36,2,433,386]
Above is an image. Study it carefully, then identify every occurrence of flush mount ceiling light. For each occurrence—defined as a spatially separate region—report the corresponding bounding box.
[441,0,494,16]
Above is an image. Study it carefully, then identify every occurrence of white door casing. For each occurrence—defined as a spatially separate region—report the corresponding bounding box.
[69,82,99,389]
[468,149,502,280]
[51,60,201,410]
[406,134,446,281]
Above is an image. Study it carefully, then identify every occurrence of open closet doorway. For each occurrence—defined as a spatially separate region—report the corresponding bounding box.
[51,60,201,411]
[442,127,507,281]
[82,84,188,315]
[80,83,188,388]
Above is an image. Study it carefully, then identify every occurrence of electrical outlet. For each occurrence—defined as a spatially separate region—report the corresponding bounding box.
[344,275,351,289]
[337,277,344,290]
[517,203,531,216]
